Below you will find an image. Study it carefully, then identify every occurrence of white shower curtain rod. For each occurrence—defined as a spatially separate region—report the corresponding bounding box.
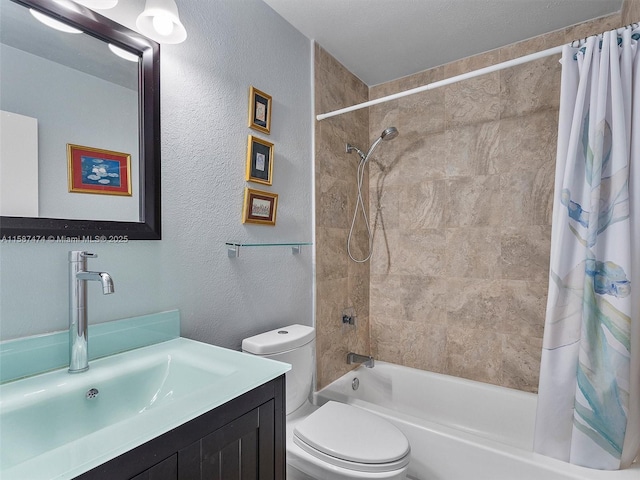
[316,23,639,122]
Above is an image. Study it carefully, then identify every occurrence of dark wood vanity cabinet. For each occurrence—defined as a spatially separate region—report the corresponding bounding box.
[75,376,286,480]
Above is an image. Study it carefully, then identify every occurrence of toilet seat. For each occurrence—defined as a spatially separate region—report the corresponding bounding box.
[293,401,410,473]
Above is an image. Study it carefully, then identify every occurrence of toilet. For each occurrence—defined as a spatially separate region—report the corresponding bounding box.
[242,324,410,480]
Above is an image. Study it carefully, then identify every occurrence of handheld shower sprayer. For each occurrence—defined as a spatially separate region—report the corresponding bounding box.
[346,127,398,163]
[346,127,399,263]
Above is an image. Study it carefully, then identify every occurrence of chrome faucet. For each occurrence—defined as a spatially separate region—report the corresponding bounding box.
[347,352,375,368]
[69,251,114,373]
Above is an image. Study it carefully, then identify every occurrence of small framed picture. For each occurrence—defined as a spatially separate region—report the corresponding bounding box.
[242,187,278,226]
[67,144,132,196]
[246,135,274,185]
[248,86,272,134]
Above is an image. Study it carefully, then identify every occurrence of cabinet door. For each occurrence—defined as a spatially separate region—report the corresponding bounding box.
[130,454,177,480]
[178,400,275,480]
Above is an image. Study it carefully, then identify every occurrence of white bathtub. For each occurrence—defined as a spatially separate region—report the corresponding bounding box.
[315,362,640,480]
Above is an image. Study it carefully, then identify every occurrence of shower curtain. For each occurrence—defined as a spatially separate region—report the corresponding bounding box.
[534,28,640,470]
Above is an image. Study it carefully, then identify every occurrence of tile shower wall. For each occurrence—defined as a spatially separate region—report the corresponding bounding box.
[314,44,371,389]
[367,13,624,392]
[623,0,640,24]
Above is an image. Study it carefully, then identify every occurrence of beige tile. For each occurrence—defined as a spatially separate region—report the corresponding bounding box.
[500,55,561,119]
[315,64,351,113]
[564,14,623,44]
[370,100,400,136]
[445,176,502,227]
[446,278,506,331]
[371,229,447,277]
[317,335,359,389]
[371,317,447,373]
[501,335,543,393]
[392,66,445,93]
[445,72,500,128]
[399,88,445,136]
[316,175,350,229]
[370,274,448,325]
[345,224,372,263]
[369,131,446,190]
[316,278,349,335]
[316,276,372,389]
[315,277,349,388]
[499,35,547,63]
[444,50,501,78]
[369,227,395,276]
[316,122,359,181]
[500,169,555,227]
[399,179,447,230]
[315,44,368,100]
[543,30,569,50]
[370,77,404,101]
[315,52,368,135]
[446,227,502,279]
[445,121,500,177]
[369,66,445,100]
[370,184,401,230]
[446,325,504,385]
[348,269,370,319]
[501,280,547,338]
[315,227,348,281]
[622,0,640,24]
[496,109,558,175]
[500,226,552,283]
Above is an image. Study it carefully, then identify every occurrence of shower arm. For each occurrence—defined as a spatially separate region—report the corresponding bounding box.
[346,136,384,163]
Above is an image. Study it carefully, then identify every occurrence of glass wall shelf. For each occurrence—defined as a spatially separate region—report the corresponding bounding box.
[225,242,312,258]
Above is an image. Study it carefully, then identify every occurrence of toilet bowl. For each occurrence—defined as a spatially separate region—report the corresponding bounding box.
[242,325,410,480]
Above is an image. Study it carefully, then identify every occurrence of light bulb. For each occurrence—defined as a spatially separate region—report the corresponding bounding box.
[152,15,174,36]
[108,44,139,62]
[30,9,82,34]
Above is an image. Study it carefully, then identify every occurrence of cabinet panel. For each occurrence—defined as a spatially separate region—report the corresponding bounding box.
[179,401,274,480]
[130,455,177,480]
[74,376,285,480]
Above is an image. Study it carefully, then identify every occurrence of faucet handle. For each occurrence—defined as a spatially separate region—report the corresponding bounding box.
[69,251,97,262]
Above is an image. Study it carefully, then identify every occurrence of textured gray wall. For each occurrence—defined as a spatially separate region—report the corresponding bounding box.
[0,0,314,350]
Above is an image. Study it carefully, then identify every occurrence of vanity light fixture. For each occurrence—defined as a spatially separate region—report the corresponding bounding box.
[30,8,83,33]
[108,44,139,62]
[136,0,187,44]
[74,0,118,9]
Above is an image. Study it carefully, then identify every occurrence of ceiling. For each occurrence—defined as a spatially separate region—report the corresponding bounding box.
[262,0,624,86]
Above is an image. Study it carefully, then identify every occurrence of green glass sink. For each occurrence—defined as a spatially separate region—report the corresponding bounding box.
[0,338,290,479]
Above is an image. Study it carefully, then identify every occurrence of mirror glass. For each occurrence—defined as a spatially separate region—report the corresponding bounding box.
[0,0,161,239]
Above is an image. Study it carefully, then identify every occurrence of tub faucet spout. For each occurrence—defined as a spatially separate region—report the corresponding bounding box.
[69,251,114,373]
[347,352,375,368]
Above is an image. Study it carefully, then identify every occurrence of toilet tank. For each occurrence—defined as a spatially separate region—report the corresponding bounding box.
[242,325,315,415]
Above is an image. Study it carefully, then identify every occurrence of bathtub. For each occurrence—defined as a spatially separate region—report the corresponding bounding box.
[315,362,640,480]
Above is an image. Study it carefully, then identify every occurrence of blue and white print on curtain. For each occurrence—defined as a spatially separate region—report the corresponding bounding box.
[534,28,640,470]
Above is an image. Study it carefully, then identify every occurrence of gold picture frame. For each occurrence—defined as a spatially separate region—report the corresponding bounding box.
[248,86,272,134]
[67,144,132,196]
[242,187,278,226]
[246,135,274,185]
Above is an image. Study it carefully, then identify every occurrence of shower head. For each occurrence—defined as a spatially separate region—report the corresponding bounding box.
[346,126,399,162]
[381,127,398,141]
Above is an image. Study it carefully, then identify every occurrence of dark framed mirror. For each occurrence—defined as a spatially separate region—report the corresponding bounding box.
[0,0,161,240]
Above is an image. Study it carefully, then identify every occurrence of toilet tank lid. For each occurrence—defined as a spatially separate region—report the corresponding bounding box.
[242,324,315,355]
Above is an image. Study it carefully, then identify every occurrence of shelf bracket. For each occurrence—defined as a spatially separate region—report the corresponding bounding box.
[228,244,240,258]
